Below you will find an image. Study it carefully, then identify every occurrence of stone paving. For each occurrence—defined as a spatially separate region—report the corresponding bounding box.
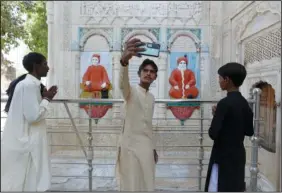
[50,154,209,191]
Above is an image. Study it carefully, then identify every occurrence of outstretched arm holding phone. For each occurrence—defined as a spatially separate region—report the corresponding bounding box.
[119,39,145,100]
[116,38,159,191]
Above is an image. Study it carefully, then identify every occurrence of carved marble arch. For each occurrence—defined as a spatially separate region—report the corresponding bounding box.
[79,29,112,51]
[235,2,281,42]
[235,2,281,63]
[122,30,158,45]
[168,30,201,50]
[250,81,277,153]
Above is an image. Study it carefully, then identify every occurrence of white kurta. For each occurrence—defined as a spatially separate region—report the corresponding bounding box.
[115,65,156,191]
[1,74,51,191]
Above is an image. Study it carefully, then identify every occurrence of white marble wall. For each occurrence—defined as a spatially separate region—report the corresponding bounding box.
[220,1,281,191]
[46,1,281,190]
[46,1,214,134]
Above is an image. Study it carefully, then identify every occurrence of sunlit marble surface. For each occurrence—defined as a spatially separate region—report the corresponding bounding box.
[49,150,271,192]
[50,153,209,191]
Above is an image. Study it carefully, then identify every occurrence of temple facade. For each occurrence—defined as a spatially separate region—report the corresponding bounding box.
[46,1,281,191]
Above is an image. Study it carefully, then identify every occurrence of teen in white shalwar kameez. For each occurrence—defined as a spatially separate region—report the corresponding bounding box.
[1,74,52,191]
[115,64,157,191]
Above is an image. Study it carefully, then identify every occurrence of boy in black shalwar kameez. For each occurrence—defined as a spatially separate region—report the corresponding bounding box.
[205,62,254,192]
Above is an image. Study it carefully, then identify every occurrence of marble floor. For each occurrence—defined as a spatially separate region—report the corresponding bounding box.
[50,156,209,191]
[49,149,261,192]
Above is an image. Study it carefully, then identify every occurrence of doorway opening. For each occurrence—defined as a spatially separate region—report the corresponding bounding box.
[251,81,276,153]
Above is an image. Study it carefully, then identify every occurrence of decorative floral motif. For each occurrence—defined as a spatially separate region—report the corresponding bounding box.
[80,1,203,20]
[121,28,134,42]
[121,28,160,43]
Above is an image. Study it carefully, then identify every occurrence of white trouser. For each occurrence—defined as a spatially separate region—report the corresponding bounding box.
[208,164,218,192]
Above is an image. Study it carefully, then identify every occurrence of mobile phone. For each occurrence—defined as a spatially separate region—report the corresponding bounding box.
[138,42,160,57]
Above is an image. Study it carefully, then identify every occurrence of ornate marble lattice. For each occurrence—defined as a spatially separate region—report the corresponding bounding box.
[244,27,281,65]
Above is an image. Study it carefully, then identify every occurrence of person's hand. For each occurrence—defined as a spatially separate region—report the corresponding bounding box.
[120,38,145,65]
[154,149,158,164]
[101,82,106,89]
[85,81,91,86]
[43,85,58,101]
[185,84,190,89]
[174,85,179,90]
[212,105,217,116]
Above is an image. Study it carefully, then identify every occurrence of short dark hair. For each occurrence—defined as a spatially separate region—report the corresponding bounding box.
[22,52,46,73]
[218,62,247,87]
[138,59,158,75]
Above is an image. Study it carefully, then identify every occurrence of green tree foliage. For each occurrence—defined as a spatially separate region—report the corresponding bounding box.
[1,1,26,72]
[21,1,48,57]
[1,1,48,75]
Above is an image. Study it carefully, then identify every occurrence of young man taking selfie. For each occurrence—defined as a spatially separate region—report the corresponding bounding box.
[115,38,158,191]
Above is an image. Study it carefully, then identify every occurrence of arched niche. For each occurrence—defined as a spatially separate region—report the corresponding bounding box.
[251,81,277,153]
[122,30,158,44]
[237,7,281,42]
[170,36,198,52]
[167,30,201,51]
[166,33,201,122]
[79,34,111,85]
[124,34,159,99]
[78,32,113,121]
[234,2,281,62]
[237,4,281,103]
[167,33,200,98]
[83,35,110,52]
[79,29,112,51]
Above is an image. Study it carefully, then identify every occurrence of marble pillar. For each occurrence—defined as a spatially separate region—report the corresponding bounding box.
[111,51,122,125]
[275,73,281,191]
[46,1,54,88]
[200,45,212,123]
[156,27,168,122]
[156,52,168,122]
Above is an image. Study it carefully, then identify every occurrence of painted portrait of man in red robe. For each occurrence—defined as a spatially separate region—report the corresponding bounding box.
[82,54,111,93]
[169,55,199,99]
